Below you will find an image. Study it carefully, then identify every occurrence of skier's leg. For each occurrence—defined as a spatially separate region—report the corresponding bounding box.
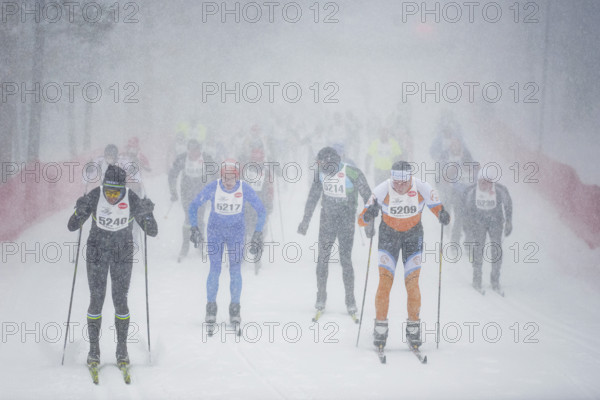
[489,222,504,289]
[338,214,357,313]
[315,213,336,310]
[206,230,224,303]
[110,251,133,363]
[85,246,109,363]
[226,228,244,305]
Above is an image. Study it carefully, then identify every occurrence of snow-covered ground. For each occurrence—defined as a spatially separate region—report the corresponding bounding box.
[2,159,600,400]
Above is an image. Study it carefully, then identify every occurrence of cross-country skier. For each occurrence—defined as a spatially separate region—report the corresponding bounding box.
[358,161,450,351]
[67,165,158,368]
[169,139,215,262]
[188,159,266,331]
[462,167,513,294]
[297,146,372,320]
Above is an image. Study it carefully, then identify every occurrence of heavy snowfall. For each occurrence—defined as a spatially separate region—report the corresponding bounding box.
[1,1,600,399]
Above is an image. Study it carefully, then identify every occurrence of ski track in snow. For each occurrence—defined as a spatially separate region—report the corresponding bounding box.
[2,147,600,399]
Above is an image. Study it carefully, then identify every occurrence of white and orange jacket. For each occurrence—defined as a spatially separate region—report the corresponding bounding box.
[358,177,444,232]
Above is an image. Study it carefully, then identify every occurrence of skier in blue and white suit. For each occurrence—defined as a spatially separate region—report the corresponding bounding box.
[188,159,266,326]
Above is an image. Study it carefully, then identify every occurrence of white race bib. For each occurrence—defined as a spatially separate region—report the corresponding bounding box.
[214,180,243,215]
[185,156,204,178]
[321,163,347,199]
[476,183,497,210]
[387,178,419,219]
[95,187,133,231]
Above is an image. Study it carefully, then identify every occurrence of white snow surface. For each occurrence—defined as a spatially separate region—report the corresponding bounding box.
[2,171,600,400]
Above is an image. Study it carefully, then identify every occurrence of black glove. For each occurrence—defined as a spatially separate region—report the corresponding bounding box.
[170,192,178,202]
[190,226,203,248]
[363,200,380,223]
[365,220,376,239]
[75,196,91,215]
[438,207,450,225]
[138,197,155,216]
[297,219,309,235]
[504,220,512,236]
[249,231,264,256]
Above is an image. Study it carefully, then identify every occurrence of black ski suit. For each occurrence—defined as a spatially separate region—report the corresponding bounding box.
[299,163,371,310]
[67,187,158,348]
[462,182,512,287]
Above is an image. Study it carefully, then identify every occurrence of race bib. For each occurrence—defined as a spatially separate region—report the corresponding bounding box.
[387,178,419,219]
[321,163,347,199]
[95,187,133,231]
[185,156,204,178]
[476,183,497,210]
[215,180,243,215]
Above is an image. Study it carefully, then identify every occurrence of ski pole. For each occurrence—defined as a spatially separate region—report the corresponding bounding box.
[61,224,83,365]
[164,201,174,219]
[144,221,152,363]
[436,224,444,349]
[276,174,285,242]
[356,236,374,347]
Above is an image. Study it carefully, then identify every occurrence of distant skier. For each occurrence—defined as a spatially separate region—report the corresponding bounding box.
[462,168,513,294]
[358,161,450,351]
[67,165,158,368]
[188,159,266,331]
[169,139,215,262]
[297,146,372,320]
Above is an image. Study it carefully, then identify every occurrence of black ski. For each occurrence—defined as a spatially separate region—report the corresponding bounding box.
[377,345,386,364]
[88,362,99,384]
[118,362,131,384]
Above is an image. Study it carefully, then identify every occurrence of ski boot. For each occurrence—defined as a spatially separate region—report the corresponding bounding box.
[347,303,359,323]
[229,303,242,336]
[373,319,389,349]
[87,341,100,365]
[406,319,422,349]
[205,302,217,336]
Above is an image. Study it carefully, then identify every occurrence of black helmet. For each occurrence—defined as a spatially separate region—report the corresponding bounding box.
[391,160,412,172]
[391,160,413,182]
[103,165,127,188]
[316,146,341,165]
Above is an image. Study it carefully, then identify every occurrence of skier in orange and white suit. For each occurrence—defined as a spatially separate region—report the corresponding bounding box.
[358,161,450,350]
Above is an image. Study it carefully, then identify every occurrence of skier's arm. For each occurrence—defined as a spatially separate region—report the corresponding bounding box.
[67,189,98,231]
[300,179,322,225]
[353,166,372,204]
[243,182,267,232]
[358,181,387,227]
[168,154,186,199]
[130,191,158,237]
[188,181,215,228]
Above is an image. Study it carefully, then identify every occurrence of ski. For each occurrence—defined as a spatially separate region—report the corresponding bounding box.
[88,362,99,385]
[312,310,324,322]
[377,345,386,364]
[349,313,359,324]
[118,361,131,384]
[408,344,427,364]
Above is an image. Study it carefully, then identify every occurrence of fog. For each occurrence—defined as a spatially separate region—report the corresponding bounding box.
[1,1,600,399]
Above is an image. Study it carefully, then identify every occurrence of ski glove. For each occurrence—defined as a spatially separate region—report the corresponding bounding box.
[504,220,512,236]
[363,200,380,223]
[438,207,450,225]
[138,198,155,216]
[190,226,203,248]
[249,231,264,256]
[297,219,309,235]
[75,196,92,215]
[365,220,376,239]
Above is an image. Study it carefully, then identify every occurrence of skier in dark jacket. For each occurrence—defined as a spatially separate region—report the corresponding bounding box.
[462,168,513,294]
[68,165,158,368]
[298,147,372,319]
[168,139,215,262]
